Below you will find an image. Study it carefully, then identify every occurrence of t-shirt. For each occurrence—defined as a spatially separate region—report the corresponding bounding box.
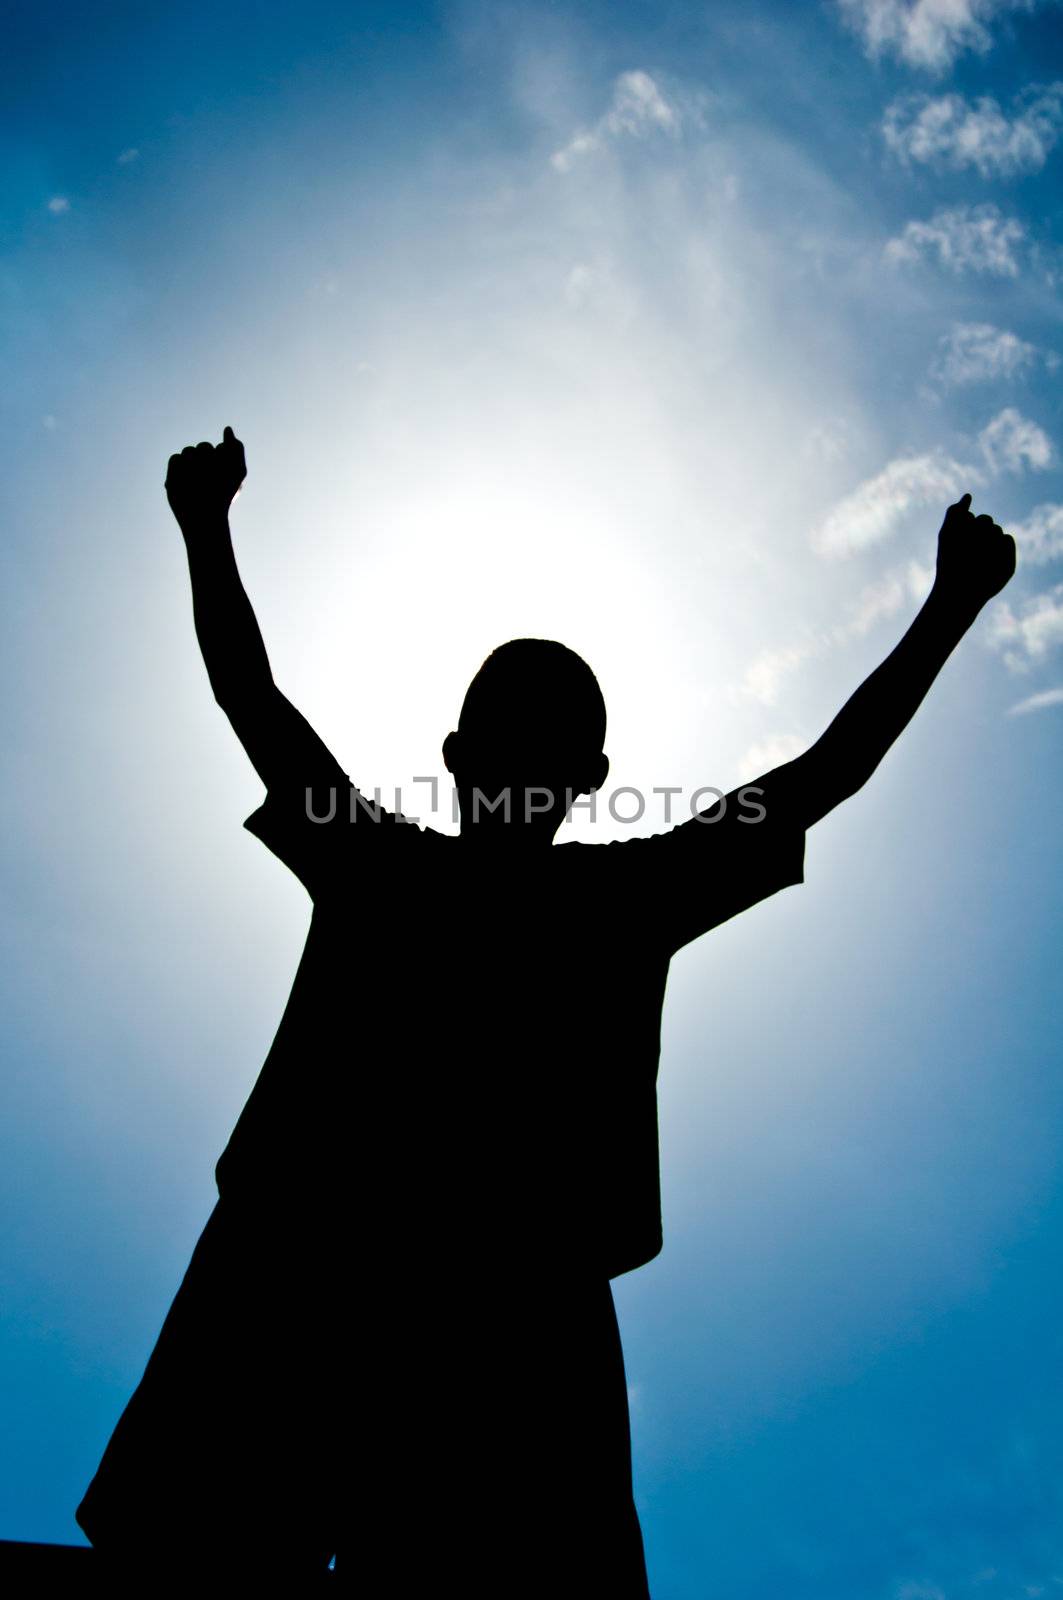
[214,778,805,1280]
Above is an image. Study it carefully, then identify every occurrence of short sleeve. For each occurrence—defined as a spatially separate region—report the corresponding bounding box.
[602,781,806,956]
[243,777,412,899]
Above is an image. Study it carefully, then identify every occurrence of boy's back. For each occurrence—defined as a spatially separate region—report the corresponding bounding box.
[219,777,805,1279]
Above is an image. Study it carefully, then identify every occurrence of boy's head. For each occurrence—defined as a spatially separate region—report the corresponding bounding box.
[443,639,609,834]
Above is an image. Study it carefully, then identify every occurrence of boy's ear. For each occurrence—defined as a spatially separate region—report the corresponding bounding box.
[442,730,460,774]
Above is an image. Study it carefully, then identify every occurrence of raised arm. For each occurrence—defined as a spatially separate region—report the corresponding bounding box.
[759,493,1016,829]
[165,427,345,793]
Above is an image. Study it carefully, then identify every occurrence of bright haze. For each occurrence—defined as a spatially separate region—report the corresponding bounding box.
[2,2,1062,1594]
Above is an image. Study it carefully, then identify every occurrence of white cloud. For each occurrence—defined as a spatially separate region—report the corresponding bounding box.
[565,263,595,306]
[1010,502,1063,563]
[117,147,140,165]
[803,420,856,463]
[845,567,908,630]
[978,407,1054,474]
[742,733,809,774]
[740,643,818,705]
[885,204,1025,276]
[838,0,1038,73]
[811,450,975,557]
[883,85,1063,176]
[988,582,1063,668]
[1008,685,1063,712]
[47,195,70,215]
[738,561,935,708]
[929,321,1040,386]
[551,70,684,171]
[560,258,637,324]
[835,560,935,637]
[811,414,1051,561]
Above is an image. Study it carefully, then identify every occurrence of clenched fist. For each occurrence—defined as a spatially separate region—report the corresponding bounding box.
[934,493,1016,614]
[165,426,247,531]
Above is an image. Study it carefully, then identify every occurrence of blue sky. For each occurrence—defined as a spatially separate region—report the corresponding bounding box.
[3,0,1063,1593]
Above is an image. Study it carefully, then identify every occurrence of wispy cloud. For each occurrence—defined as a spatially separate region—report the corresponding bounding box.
[117,147,140,165]
[883,85,1063,176]
[811,450,974,557]
[978,407,1054,473]
[1008,685,1063,712]
[1009,502,1063,563]
[892,1583,947,1600]
[838,0,1040,73]
[739,561,935,705]
[988,582,1063,668]
[811,411,1052,558]
[836,560,936,635]
[46,195,70,215]
[741,733,809,774]
[803,420,857,464]
[561,258,636,322]
[741,643,818,706]
[551,70,686,172]
[885,204,1025,275]
[929,322,1042,386]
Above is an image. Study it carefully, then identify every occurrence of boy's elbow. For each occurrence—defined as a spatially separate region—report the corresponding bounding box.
[786,748,873,828]
[211,672,274,718]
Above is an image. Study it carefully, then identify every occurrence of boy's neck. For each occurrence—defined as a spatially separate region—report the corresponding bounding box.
[457,819,561,850]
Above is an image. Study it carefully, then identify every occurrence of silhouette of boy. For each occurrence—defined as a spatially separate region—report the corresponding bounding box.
[76,427,1015,1590]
